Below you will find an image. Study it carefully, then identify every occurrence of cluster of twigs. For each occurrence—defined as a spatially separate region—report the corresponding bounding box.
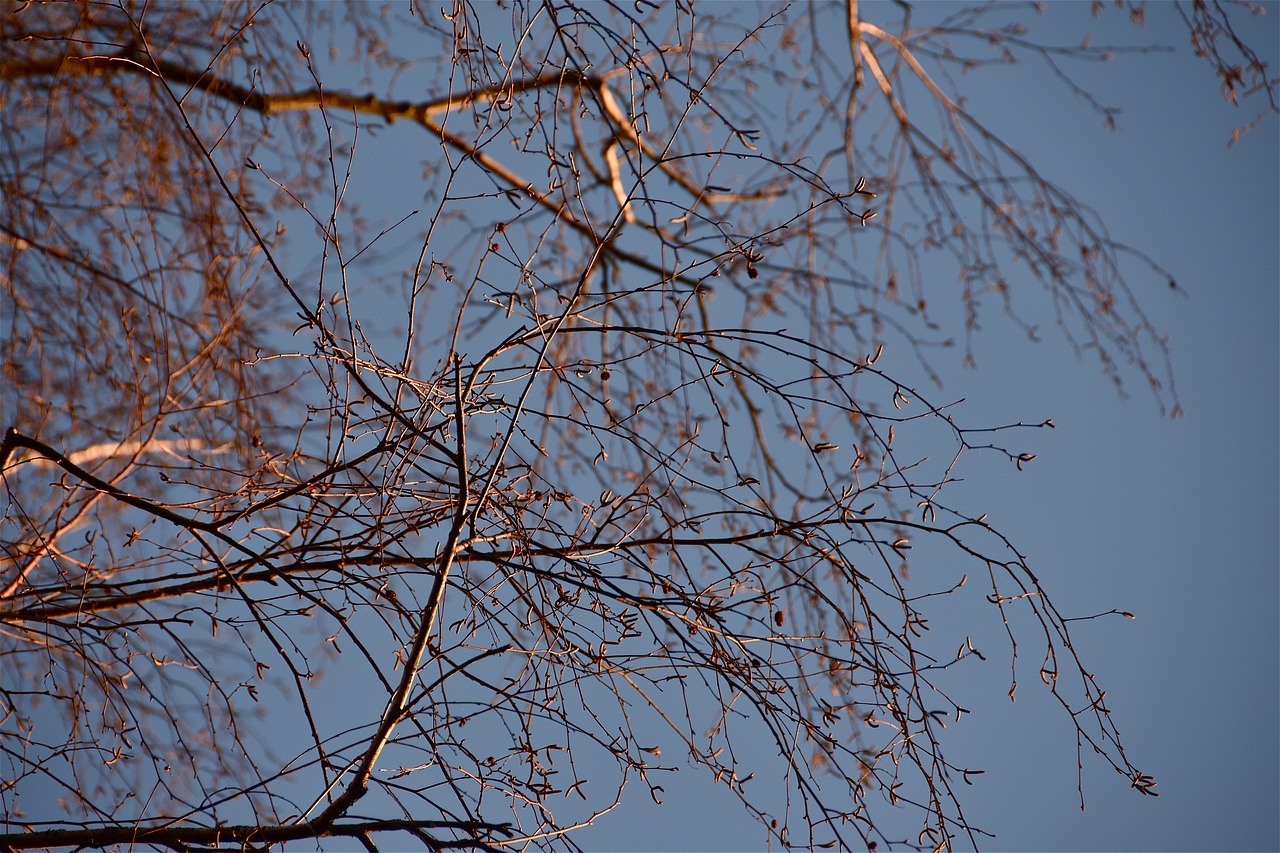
[5,0,1269,849]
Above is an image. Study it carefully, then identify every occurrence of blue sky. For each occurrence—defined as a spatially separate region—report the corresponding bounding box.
[905,6,1278,850]
[568,4,1280,850]
[9,3,1274,851]
[273,4,1279,849]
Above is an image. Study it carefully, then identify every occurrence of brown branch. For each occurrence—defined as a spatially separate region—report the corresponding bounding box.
[0,50,702,289]
[313,360,473,827]
[0,818,514,852]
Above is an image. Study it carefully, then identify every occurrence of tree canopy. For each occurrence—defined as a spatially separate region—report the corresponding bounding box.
[1,1,1274,850]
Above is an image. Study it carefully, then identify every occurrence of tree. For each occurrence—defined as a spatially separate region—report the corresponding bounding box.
[1,1,1273,850]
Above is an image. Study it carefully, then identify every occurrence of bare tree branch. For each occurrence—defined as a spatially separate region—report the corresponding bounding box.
[5,0,1256,848]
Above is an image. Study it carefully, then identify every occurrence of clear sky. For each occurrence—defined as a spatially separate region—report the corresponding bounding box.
[11,3,1275,851]
[567,4,1280,850]
[274,4,1280,850]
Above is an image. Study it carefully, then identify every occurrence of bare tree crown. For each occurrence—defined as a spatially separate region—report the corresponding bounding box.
[2,1,1273,850]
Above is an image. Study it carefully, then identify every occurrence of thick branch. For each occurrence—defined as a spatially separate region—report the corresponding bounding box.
[0,50,699,288]
[0,818,513,852]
